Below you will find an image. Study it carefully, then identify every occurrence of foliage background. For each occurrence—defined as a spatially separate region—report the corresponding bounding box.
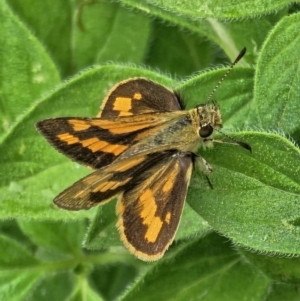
[1,0,300,300]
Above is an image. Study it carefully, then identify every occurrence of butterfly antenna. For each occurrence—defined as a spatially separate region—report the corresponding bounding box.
[206,47,246,105]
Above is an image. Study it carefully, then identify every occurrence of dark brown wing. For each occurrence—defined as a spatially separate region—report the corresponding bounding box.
[99,78,183,118]
[117,151,193,261]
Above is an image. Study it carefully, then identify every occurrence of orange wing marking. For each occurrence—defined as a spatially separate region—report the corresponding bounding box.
[139,189,163,243]
[114,97,133,116]
[133,92,142,100]
[69,119,91,131]
[164,212,171,224]
[56,134,128,155]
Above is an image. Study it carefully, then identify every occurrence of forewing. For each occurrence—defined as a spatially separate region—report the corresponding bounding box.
[36,115,170,169]
[53,152,173,210]
[99,78,183,118]
[117,151,193,261]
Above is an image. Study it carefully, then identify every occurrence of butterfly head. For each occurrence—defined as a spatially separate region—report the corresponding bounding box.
[192,47,247,142]
[196,103,222,139]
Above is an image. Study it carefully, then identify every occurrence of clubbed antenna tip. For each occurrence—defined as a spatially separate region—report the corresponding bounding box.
[237,141,252,153]
[234,47,247,64]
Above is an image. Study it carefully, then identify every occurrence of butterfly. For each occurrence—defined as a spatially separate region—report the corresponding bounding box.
[36,48,250,261]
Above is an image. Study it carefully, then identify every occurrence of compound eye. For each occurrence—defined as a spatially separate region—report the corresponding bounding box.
[199,124,213,138]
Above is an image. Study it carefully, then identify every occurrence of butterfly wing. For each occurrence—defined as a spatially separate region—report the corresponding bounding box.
[53,152,176,210]
[36,113,183,169]
[117,151,193,261]
[99,78,183,118]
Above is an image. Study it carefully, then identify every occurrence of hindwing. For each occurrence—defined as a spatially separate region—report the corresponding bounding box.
[52,152,179,210]
[117,151,194,261]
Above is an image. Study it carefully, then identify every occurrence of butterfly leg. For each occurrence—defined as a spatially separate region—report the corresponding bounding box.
[193,154,214,189]
[194,154,213,175]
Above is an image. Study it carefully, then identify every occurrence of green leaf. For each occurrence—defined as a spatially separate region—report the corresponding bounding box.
[68,276,104,301]
[120,233,270,301]
[240,248,300,283]
[0,235,42,301]
[0,221,139,300]
[120,0,240,61]
[188,132,300,255]
[0,270,42,301]
[0,220,36,250]
[120,1,289,61]
[84,200,122,250]
[6,0,73,78]
[0,65,175,220]
[218,9,288,65]
[145,20,215,76]
[26,272,75,301]
[0,1,60,138]
[18,220,86,256]
[267,283,300,301]
[89,263,139,301]
[0,234,39,268]
[7,0,151,78]
[129,0,294,19]
[73,1,151,71]
[255,13,300,133]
